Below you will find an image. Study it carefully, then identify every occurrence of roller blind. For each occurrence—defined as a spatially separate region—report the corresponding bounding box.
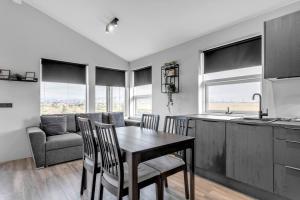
[96,67,125,87]
[134,66,152,86]
[41,59,86,84]
[204,36,262,74]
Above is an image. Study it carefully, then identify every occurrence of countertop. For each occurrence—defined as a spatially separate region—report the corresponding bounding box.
[185,114,300,129]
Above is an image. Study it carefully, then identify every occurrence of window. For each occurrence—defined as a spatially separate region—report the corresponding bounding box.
[95,85,107,112]
[206,80,261,113]
[132,67,152,117]
[41,59,87,115]
[133,84,152,116]
[95,67,126,113]
[41,82,86,114]
[202,36,262,114]
[111,86,125,112]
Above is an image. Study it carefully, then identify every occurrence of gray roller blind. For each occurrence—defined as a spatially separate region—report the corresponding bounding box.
[42,59,86,84]
[96,67,125,87]
[134,66,152,86]
[204,36,262,74]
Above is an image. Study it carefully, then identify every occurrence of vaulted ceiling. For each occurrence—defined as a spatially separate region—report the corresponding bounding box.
[21,0,299,61]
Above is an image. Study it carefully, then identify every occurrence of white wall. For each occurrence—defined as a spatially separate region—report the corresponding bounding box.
[130,2,300,128]
[0,0,128,162]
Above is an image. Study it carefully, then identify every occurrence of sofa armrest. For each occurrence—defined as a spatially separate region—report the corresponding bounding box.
[27,127,46,168]
[125,119,141,127]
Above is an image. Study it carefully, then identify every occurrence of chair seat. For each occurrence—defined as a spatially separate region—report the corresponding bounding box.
[103,163,160,188]
[144,155,185,173]
[46,133,83,151]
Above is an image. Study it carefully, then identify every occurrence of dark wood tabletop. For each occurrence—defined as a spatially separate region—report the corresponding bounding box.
[115,126,195,200]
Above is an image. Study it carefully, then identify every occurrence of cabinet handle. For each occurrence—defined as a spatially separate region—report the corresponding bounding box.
[201,119,219,123]
[283,127,300,130]
[285,166,300,172]
[236,122,259,126]
[285,140,300,145]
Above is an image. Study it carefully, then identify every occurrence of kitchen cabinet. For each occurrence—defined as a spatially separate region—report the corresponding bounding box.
[226,122,273,192]
[274,127,300,200]
[264,10,300,79]
[195,119,226,175]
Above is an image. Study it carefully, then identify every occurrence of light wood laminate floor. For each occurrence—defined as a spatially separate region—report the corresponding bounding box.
[0,158,254,200]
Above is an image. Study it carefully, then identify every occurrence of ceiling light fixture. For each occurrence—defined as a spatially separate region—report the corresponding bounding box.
[105,18,119,33]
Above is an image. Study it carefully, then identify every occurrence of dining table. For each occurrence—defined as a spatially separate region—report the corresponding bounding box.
[115,126,195,200]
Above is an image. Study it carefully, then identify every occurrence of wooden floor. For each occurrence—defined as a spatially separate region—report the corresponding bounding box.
[0,158,254,200]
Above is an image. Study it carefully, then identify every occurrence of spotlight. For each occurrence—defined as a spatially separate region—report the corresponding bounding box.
[105,18,119,33]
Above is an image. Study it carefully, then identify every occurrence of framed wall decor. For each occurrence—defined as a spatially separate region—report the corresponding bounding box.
[0,69,11,80]
[25,72,36,81]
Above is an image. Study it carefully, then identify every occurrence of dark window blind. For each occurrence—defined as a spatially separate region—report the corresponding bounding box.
[42,59,86,84]
[134,66,152,86]
[96,67,125,87]
[204,36,262,74]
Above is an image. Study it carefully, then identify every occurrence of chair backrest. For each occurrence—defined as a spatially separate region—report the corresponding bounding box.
[140,114,160,131]
[163,116,189,159]
[95,122,124,186]
[77,117,98,162]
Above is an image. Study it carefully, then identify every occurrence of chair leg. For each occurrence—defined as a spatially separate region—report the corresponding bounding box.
[90,170,97,200]
[183,168,189,199]
[156,177,164,200]
[80,167,86,195]
[98,173,103,200]
[164,178,168,188]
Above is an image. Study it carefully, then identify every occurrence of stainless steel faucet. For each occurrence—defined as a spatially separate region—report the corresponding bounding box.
[252,93,268,119]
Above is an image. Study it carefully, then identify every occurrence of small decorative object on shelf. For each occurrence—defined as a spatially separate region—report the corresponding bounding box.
[161,61,179,113]
[0,69,11,80]
[10,73,24,81]
[25,72,36,81]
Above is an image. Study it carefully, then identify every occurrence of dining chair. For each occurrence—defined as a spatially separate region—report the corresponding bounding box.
[95,122,163,200]
[145,116,190,199]
[140,114,160,131]
[78,117,101,200]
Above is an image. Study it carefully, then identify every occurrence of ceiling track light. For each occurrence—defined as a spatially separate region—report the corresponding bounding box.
[105,18,119,33]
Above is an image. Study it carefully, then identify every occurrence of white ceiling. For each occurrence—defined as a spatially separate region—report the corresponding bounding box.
[22,0,299,61]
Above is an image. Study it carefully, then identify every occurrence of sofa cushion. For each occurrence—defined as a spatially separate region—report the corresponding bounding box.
[46,133,83,151]
[75,113,102,131]
[108,112,125,127]
[41,114,76,132]
[41,115,67,136]
[102,112,110,124]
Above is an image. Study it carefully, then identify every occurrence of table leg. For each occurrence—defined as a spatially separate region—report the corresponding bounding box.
[190,142,195,200]
[127,152,139,200]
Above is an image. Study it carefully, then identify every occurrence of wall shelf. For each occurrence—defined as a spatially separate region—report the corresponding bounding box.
[0,78,38,83]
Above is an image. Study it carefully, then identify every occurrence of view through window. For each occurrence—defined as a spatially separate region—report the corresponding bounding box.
[112,86,125,112]
[206,80,260,113]
[95,85,107,112]
[41,82,86,114]
[95,86,125,112]
[133,84,152,117]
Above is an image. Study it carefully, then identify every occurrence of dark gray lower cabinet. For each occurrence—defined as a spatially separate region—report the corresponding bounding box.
[274,127,300,200]
[196,120,226,175]
[226,122,273,192]
[274,164,300,200]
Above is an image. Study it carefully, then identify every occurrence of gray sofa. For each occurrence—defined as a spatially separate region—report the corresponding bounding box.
[27,112,140,168]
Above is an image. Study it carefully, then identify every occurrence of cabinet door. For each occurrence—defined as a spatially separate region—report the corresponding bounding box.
[265,10,300,79]
[196,120,226,175]
[274,164,300,200]
[226,123,273,192]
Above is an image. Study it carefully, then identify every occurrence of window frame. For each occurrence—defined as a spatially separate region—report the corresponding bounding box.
[131,84,152,118]
[203,75,262,115]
